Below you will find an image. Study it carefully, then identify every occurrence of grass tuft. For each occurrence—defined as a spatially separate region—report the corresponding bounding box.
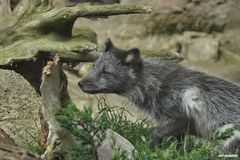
[55,98,234,160]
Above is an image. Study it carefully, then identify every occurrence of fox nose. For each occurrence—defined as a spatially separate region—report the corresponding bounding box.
[78,80,84,89]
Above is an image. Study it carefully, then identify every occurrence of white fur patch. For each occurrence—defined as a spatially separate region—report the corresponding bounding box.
[126,54,134,63]
[217,124,240,151]
[218,124,235,133]
[128,68,136,79]
[182,86,203,116]
[223,131,240,149]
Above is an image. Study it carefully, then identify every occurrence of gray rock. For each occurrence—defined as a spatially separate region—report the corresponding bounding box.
[182,31,220,61]
[0,69,41,148]
[97,129,135,160]
[0,128,16,145]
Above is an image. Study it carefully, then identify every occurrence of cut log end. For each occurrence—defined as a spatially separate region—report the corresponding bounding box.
[42,54,60,76]
[40,54,74,159]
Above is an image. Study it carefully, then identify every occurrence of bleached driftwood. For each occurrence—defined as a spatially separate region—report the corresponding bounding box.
[40,55,75,159]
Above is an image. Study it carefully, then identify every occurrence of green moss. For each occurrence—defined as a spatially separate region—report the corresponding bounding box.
[73,27,97,44]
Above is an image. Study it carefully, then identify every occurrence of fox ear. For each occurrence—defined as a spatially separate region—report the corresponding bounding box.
[104,38,114,52]
[125,48,141,65]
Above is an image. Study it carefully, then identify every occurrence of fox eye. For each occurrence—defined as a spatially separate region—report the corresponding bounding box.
[101,67,111,75]
[101,69,110,74]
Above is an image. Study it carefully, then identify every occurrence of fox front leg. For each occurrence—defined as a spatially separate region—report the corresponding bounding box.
[151,118,190,146]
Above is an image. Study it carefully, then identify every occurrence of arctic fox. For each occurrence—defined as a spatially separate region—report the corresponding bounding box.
[78,38,240,153]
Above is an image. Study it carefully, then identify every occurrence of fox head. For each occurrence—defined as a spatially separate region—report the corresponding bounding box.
[78,38,142,94]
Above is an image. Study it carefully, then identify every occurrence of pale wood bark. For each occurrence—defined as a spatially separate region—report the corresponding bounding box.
[0,1,152,66]
[39,55,75,159]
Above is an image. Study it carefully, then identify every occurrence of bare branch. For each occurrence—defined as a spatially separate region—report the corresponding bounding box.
[0,0,11,16]
[142,50,184,62]
[36,4,152,27]
[0,36,97,65]
[0,0,13,30]
[13,0,30,17]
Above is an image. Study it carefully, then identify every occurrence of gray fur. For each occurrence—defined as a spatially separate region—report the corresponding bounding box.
[78,39,240,153]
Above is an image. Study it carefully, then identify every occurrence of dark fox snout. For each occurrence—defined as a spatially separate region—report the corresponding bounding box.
[78,80,85,89]
[78,78,96,94]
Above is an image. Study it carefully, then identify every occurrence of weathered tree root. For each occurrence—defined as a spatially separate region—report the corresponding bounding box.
[0,0,152,66]
[40,55,75,159]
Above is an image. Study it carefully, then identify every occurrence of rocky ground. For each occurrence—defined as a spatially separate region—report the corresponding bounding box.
[0,70,41,149]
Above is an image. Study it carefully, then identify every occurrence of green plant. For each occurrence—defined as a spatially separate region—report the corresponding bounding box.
[55,98,230,160]
[56,102,105,160]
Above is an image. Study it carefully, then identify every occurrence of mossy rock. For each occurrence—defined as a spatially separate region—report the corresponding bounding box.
[0,69,41,151]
